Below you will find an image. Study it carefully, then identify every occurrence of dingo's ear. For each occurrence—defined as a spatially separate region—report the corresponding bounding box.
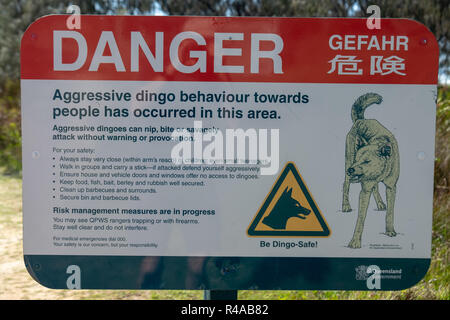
[283,187,293,196]
[287,187,293,196]
[378,144,391,158]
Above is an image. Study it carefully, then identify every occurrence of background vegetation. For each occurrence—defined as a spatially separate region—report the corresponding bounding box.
[0,0,448,299]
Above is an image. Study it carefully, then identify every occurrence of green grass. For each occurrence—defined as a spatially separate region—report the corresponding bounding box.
[0,170,447,300]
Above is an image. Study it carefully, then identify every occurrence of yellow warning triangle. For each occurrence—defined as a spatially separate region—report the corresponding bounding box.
[247,162,330,237]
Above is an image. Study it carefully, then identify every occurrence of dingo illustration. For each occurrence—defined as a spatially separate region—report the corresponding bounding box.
[262,187,311,229]
[342,93,400,249]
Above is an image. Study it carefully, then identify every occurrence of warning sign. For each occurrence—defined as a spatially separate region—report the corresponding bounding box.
[248,162,330,237]
[21,15,437,290]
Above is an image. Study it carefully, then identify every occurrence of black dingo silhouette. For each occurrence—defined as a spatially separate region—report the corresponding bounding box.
[262,187,311,229]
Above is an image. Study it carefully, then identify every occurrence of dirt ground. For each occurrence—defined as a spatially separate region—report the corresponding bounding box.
[0,192,58,299]
[0,181,79,299]
[0,210,199,300]
[0,175,151,300]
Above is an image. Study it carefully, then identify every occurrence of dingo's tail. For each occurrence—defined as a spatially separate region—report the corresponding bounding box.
[351,93,383,122]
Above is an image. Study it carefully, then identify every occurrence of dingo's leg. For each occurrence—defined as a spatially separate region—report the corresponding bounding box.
[385,185,397,237]
[372,184,386,211]
[348,182,375,248]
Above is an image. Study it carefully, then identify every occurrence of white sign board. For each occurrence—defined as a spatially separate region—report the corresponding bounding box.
[21,16,438,290]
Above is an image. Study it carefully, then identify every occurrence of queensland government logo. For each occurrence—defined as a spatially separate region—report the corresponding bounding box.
[355,265,402,289]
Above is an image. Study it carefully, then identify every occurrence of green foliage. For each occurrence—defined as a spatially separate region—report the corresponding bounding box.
[0,122,21,175]
[435,86,449,191]
[0,80,21,175]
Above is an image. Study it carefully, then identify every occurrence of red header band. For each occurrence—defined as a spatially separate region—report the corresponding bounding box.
[21,16,439,84]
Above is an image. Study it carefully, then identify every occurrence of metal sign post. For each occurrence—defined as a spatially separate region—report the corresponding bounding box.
[204,290,237,300]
